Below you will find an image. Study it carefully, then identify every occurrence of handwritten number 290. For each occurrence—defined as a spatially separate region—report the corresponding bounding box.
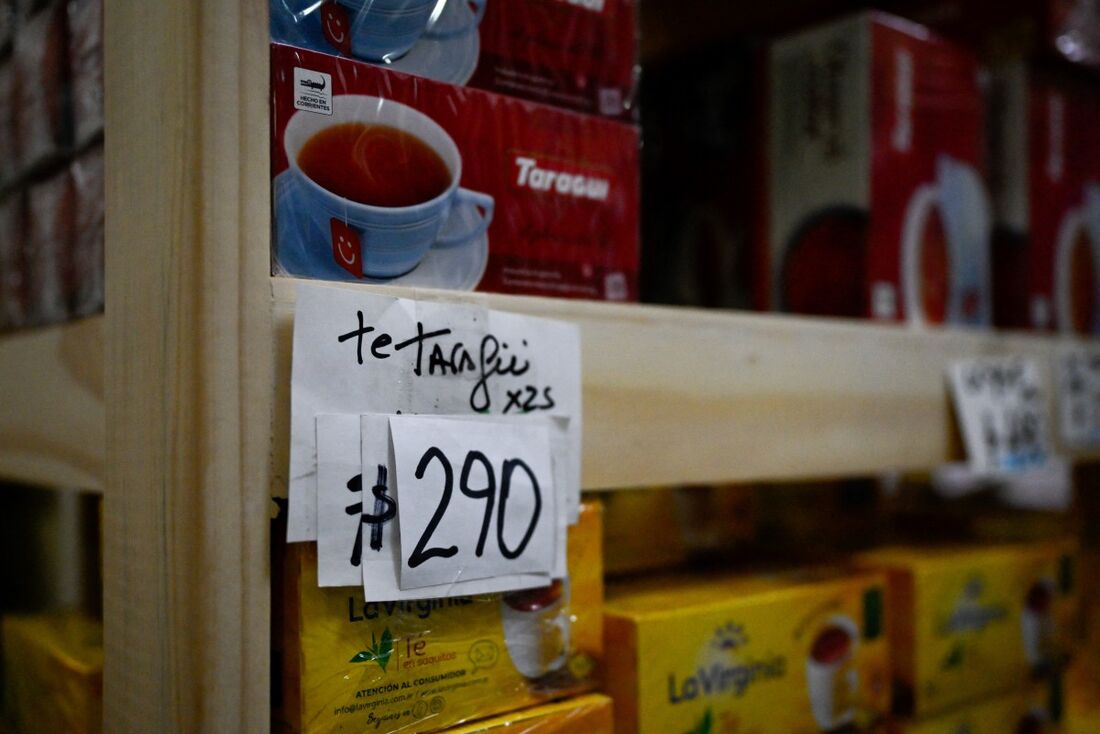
[407,447,542,569]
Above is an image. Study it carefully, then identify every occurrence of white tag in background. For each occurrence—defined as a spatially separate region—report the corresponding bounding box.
[287,283,582,542]
[390,415,557,590]
[315,414,367,587]
[1058,347,1100,448]
[948,357,1051,474]
[360,413,563,602]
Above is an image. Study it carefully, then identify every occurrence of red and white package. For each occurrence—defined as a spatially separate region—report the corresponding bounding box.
[270,0,639,120]
[0,194,26,331]
[270,43,639,300]
[14,3,68,177]
[68,0,103,146]
[24,168,74,326]
[759,12,991,327]
[70,144,103,317]
[990,65,1100,334]
[0,63,15,187]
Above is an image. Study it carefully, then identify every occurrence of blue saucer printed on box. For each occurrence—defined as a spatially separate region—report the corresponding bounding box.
[271,0,481,86]
[273,171,488,290]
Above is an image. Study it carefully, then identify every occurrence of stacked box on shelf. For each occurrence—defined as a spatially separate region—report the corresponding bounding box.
[13,2,67,177]
[888,686,1059,733]
[759,12,992,327]
[989,64,1100,334]
[279,502,603,734]
[602,568,892,734]
[856,542,1077,721]
[270,43,639,300]
[438,694,613,733]
[269,0,639,121]
[67,0,103,147]
[24,167,74,326]
[70,144,103,317]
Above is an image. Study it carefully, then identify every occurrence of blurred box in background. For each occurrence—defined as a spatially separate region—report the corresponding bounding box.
[69,145,104,318]
[13,3,68,178]
[760,12,991,327]
[989,64,1100,334]
[0,195,26,331]
[887,685,1058,733]
[23,168,74,326]
[440,694,613,733]
[67,0,104,148]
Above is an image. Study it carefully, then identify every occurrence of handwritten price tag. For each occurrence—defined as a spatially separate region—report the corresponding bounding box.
[1058,347,1100,448]
[390,415,556,590]
[288,283,581,542]
[948,357,1051,473]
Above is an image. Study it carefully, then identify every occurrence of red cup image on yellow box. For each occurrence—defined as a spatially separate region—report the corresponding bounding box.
[760,12,991,326]
[271,43,639,300]
[1052,184,1100,334]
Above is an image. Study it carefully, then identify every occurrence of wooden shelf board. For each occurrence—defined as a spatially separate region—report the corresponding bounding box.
[271,277,1093,492]
[0,316,106,492]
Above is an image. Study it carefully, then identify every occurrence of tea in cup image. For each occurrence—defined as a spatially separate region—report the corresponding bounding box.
[1021,578,1057,673]
[805,615,860,731]
[500,579,570,680]
[320,0,487,62]
[1054,184,1100,334]
[902,155,992,327]
[279,94,494,280]
[780,207,868,318]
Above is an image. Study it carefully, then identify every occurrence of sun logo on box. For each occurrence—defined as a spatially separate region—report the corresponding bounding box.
[712,622,747,652]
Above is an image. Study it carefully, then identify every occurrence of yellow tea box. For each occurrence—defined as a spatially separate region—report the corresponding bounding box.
[858,542,1077,718]
[888,688,1055,733]
[442,694,613,733]
[281,502,603,734]
[1,611,103,734]
[603,570,891,734]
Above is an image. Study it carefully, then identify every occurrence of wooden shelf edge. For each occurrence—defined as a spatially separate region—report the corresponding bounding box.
[270,277,1099,491]
[0,316,105,492]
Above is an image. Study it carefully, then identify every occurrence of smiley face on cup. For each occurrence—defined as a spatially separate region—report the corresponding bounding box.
[805,615,860,732]
[902,155,992,326]
[321,0,488,62]
[283,94,494,279]
[1054,184,1100,335]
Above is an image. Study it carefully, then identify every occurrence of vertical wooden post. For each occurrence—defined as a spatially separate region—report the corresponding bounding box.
[104,0,272,730]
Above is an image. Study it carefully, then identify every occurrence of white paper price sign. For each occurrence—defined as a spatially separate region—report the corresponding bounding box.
[389,415,556,589]
[1058,347,1100,447]
[288,282,581,542]
[948,357,1051,473]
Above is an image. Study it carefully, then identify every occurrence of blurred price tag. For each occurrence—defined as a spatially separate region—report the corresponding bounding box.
[1058,347,1100,448]
[390,415,556,590]
[948,357,1050,473]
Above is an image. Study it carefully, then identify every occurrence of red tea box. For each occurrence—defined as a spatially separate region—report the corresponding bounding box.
[24,168,73,326]
[761,12,991,326]
[989,64,1100,334]
[270,43,639,300]
[270,0,638,120]
[68,0,104,147]
[0,194,26,331]
[70,144,103,317]
[13,3,67,176]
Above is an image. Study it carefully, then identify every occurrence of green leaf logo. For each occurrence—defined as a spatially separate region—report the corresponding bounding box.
[349,628,395,672]
[685,708,712,734]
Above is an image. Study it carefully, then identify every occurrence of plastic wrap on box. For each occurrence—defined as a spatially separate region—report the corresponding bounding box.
[0,610,104,734]
[281,501,603,734]
[16,0,50,20]
[857,542,1078,718]
[0,194,26,330]
[441,694,612,733]
[67,0,103,146]
[0,62,15,187]
[14,3,68,177]
[270,0,638,120]
[603,569,892,734]
[271,43,639,300]
[760,12,991,327]
[24,168,74,326]
[70,144,103,316]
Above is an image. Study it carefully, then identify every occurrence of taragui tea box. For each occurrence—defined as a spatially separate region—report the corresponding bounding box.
[602,569,891,734]
[857,542,1077,718]
[270,0,638,120]
[279,502,602,734]
[761,12,991,326]
[271,43,639,300]
[439,693,613,733]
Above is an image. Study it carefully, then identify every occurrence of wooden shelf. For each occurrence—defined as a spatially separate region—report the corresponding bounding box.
[0,316,105,492]
[271,277,1094,491]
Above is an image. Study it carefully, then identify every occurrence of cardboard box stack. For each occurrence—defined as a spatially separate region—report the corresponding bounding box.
[0,0,103,333]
